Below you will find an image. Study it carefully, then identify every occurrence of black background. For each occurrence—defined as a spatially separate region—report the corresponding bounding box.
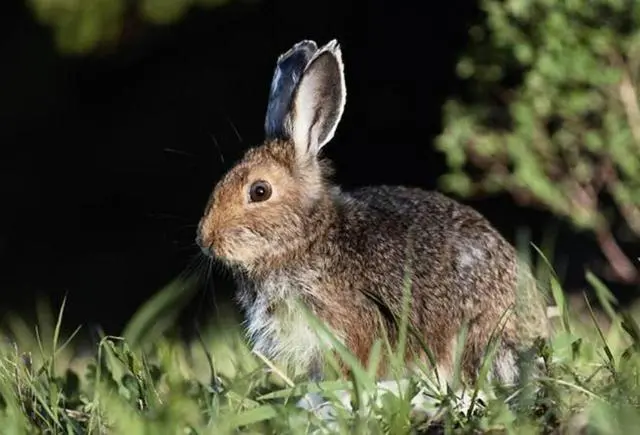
[1,0,633,339]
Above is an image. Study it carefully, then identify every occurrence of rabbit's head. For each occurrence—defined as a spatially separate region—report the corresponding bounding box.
[196,40,346,272]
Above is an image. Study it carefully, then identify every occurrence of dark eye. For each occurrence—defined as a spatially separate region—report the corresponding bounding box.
[249,180,272,203]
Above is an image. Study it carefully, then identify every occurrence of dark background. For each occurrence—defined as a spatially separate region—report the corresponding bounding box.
[0,0,630,339]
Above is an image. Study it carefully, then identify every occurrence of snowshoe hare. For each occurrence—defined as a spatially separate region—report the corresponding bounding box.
[196,39,550,391]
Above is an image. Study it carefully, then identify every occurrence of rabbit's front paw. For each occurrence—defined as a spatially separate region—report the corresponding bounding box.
[296,390,351,421]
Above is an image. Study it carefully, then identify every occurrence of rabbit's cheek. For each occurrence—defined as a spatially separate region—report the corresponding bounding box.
[216,228,265,264]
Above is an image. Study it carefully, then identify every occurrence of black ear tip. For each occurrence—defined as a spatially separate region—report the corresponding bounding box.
[264,40,320,140]
[292,39,318,52]
[277,40,318,64]
[324,39,339,49]
[325,40,344,60]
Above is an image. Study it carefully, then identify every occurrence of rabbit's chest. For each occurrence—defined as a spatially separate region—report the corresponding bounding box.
[239,273,335,373]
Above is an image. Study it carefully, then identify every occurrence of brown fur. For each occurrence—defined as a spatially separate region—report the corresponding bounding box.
[196,40,550,386]
[198,140,549,383]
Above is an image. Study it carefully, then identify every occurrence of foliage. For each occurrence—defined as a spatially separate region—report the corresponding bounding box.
[1,262,640,433]
[437,0,640,284]
[25,0,236,55]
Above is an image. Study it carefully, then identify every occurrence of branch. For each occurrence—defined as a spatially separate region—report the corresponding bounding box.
[595,225,639,284]
[609,51,640,148]
[567,174,639,284]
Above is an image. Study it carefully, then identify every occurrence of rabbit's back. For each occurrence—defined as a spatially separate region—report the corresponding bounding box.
[326,185,548,381]
[336,184,516,299]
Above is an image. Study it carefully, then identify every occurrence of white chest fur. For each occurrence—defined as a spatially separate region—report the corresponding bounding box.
[239,271,340,376]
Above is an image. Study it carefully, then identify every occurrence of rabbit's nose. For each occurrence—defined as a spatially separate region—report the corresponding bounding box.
[195,232,214,256]
[200,244,214,257]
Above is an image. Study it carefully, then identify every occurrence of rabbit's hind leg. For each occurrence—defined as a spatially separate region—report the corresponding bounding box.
[407,362,489,420]
[296,389,351,421]
[489,342,520,386]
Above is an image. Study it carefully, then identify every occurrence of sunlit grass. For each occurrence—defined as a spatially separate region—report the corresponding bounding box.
[1,253,640,434]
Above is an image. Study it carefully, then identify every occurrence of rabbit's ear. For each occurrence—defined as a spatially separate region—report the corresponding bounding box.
[264,40,318,140]
[290,40,346,158]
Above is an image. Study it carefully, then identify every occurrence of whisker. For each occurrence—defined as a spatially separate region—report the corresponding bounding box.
[175,252,205,282]
[146,213,194,223]
[225,116,243,144]
[209,133,225,164]
[186,253,218,328]
[163,148,195,158]
[173,244,201,253]
[206,257,220,318]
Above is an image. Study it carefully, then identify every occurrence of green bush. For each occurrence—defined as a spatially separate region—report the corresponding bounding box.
[437,0,640,284]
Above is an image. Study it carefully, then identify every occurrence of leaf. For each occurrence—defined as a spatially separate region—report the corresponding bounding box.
[586,271,618,322]
[122,275,200,347]
[221,404,279,430]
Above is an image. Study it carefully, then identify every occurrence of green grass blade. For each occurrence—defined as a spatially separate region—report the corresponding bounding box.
[221,404,279,430]
[122,275,200,347]
[586,271,618,322]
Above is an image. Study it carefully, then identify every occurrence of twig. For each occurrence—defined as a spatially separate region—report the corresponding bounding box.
[595,226,639,284]
[252,350,295,388]
[616,58,640,147]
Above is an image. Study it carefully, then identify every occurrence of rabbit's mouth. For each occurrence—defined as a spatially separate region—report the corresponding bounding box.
[201,227,266,267]
[196,218,247,261]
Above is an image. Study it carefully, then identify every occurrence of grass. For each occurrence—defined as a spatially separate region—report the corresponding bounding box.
[2,259,640,434]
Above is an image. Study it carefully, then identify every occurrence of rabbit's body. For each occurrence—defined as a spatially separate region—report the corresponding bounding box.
[197,40,549,391]
[231,162,547,383]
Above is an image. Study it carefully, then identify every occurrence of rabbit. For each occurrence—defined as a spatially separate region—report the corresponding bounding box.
[195,39,550,402]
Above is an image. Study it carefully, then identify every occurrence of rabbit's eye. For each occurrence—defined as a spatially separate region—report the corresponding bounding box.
[249,180,272,203]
